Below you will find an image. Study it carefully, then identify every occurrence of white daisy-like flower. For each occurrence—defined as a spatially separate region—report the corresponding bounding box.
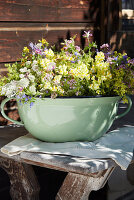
[19,78,29,88]
[20,67,27,73]
[19,74,25,79]
[29,85,36,95]
[32,65,38,72]
[25,61,31,66]
[1,81,17,98]
[28,74,35,82]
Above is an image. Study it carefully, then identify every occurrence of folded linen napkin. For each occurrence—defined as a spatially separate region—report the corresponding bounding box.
[1,126,134,170]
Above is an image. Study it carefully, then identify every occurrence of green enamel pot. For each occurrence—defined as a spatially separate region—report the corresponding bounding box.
[0,96,132,142]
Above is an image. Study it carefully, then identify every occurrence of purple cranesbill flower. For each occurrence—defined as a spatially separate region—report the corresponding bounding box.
[67,79,76,88]
[71,61,75,63]
[67,40,72,44]
[75,46,80,52]
[83,31,93,38]
[75,91,80,96]
[64,46,68,50]
[29,42,43,56]
[25,98,29,101]
[30,102,34,108]
[22,94,26,98]
[29,42,34,50]
[107,57,114,64]
[19,87,23,92]
[123,55,128,60]
[128,58,134,65]
[35,48,42,55]
[100,43,110,49]
[16,95,20,99]
[96,49,99,53]
[114,56,118,61]
[119,64,126,69]
[121,55,128,64]
[74,52,79,56]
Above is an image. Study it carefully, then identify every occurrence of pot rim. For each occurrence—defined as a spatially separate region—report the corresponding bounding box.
[35,95,120,99]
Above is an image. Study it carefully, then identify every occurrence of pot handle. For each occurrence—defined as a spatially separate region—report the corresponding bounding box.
[0,97,24,126]
[115,96,132,120]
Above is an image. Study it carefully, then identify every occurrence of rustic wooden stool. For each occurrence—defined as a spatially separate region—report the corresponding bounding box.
[0,125,117,200]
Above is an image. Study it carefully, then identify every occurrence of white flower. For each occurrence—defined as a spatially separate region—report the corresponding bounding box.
[19,78,29,88]
[32,60,38,65]
[37,71,41,76]
[19,74,25,79]
[28,74,35,82]
[25,61,31,66]
[32,65,38,72]
[29,85,36,95]
[1,81,17,98]
[44,82,52,90]
[20,67,27,73]
[40,58,50,67]
[47,62,56,71]
[35,43,42,49]
[32,60,38,71]
[44,49,54,58]
[59,64,68,75]
[53,75,62,84]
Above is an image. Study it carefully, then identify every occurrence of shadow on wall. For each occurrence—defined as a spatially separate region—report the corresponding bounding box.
[109,31,134,57]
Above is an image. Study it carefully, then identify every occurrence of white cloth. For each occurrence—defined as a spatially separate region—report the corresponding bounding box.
[1,126,134,170]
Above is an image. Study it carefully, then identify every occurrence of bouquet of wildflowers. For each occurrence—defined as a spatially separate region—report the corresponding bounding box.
[0,31,134,104]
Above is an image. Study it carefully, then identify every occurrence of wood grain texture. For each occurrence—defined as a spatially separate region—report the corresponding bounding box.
[20,152,116,175]
[56,168,114,200]
[0,0,95,22]
[0,157,40,200]
[0,22,95,62]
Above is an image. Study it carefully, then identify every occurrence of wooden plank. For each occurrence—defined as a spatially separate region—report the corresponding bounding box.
[0,22,95,63]
[0,0,95,22]
[56,168,114,200]
[21,153,116,175]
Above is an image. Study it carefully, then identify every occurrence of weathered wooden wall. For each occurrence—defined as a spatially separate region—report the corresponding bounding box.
[0,0,101,63]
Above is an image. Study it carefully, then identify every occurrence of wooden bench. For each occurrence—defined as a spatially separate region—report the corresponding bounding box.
[0,125,117,200]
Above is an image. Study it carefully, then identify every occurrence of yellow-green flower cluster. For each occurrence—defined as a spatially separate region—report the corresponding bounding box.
[70,62,90,80]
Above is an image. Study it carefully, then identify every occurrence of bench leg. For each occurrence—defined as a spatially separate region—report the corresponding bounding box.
[0,157,40,200]
[56,167,115,200]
